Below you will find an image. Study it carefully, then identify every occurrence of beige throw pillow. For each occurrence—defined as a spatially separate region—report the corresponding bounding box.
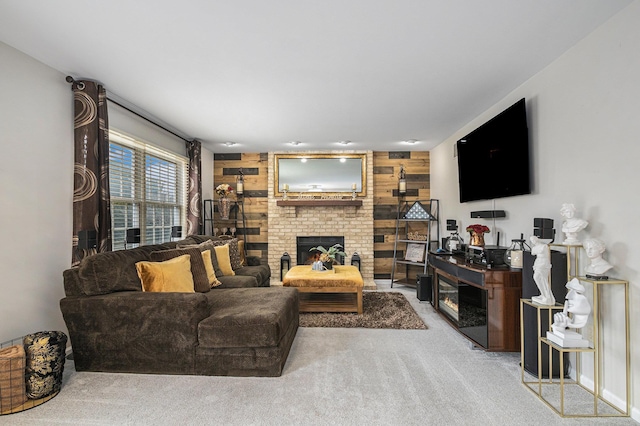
[237,239,246,266]
[213,244,235,276]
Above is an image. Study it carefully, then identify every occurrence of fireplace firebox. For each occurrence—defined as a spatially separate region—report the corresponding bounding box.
[437,273,488,348]
[296,236,345,265]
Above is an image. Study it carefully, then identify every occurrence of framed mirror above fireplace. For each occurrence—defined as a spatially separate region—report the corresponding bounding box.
[274,153,366,197]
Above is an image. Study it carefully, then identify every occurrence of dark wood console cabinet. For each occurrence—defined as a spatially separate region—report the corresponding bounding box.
[428,253,522,351]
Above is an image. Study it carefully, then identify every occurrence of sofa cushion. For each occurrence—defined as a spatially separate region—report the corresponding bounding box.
[150,247,210,293]
[216,274,259,288]
[76,243,177,296]
[234,264,270,286]
[198,287,298,348]
[136,255,195,293]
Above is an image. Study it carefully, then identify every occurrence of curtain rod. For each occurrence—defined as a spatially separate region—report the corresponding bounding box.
[66,76,192,143]
[106,97,191,143]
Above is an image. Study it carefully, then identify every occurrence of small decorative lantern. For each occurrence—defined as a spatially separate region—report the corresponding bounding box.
[398,165,407,195]
[504,234,530,269]
[351,252,361,271]
[280,252,291,281]
[236,168,244,196]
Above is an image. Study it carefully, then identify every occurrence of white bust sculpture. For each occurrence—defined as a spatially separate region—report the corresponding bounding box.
[560,203,588,245]
[547,278,592,348]
[551,278,591,333]
[583,238,613,277]
[530,235,555,306]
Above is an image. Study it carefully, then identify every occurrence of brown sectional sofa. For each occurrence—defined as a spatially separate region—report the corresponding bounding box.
[60,235,298,377]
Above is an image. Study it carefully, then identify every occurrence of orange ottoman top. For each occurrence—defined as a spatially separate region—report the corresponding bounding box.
[283,265,364,288]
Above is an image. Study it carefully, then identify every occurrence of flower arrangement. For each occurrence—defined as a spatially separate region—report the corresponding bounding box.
[215,183,234,197]
[466,224,490,234]
[309,244,347,264]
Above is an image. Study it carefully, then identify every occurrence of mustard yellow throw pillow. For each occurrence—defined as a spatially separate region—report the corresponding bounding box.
[202,250,222,287]
[136,254,195,292]
[237,239,246,266]
[213,244,235,276]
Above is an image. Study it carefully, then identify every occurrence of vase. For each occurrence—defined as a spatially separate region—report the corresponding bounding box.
[322,261,333,270]
[218,196,231,220]
[469,231,485,247]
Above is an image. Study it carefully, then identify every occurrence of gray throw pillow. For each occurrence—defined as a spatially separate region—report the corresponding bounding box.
[213,237,242,271]
[177,240,224,277]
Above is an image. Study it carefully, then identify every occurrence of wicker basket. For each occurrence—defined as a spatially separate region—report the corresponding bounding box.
[0,332,67,415]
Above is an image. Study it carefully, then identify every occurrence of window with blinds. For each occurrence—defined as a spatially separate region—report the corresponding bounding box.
[109,130,188,250]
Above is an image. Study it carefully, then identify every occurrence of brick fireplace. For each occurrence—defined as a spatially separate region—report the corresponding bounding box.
[267,151,374,287]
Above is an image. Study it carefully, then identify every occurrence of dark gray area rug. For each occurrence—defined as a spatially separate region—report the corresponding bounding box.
[299,291,427,329]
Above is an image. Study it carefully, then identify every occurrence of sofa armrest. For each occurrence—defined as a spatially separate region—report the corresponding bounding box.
[246,256,262,266]
[60,291,210,374]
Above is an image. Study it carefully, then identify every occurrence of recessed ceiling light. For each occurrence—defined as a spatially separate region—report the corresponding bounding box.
[338,140,351,145]
[223,142,236,147]
[301,158,307,163]
[289,141,301,146]
[404,139,418,144]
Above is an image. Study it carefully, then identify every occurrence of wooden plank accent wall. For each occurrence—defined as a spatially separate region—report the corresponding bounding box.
[213,153,269,263]
[372,151,430,280]
[211,150,430,279]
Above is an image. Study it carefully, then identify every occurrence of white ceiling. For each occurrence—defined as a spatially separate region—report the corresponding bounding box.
[0,0,632,153]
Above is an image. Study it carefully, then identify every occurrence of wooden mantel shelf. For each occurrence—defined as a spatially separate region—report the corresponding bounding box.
[276,199,363,207]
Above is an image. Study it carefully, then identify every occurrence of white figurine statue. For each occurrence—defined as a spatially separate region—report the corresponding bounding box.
[560,203,588,245]
[530,235,555,306]
[547,278,592,348]
[583,238,613,278]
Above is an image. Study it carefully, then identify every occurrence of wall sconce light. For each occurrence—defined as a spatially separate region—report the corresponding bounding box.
[398,164,407,195]
[236,168,244,196]
[280,252,291,281]
[350,252,361,271]
[171,226,182,240]
[125,228,141,249]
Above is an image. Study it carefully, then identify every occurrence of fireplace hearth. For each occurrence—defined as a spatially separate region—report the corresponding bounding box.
[296,236,345,265]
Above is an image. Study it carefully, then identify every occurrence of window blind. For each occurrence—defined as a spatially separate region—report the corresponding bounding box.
[109,130,188,250]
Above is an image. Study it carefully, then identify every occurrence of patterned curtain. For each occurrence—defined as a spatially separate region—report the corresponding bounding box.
[186,139,202,235]
[71,80,112,265]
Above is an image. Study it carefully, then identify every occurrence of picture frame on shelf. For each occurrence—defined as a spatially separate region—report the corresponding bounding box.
[405,243,426,263]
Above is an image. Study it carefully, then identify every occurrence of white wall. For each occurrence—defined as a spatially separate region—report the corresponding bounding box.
[431,1,640,418]
[0,42,214,343]
[0,41,73,342]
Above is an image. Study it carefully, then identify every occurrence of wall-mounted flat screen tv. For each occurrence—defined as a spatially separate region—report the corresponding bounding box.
[456,98,530,203]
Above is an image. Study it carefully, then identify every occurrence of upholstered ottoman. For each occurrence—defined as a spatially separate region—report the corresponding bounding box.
[283,265,364,314]
[195,287,299,377]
